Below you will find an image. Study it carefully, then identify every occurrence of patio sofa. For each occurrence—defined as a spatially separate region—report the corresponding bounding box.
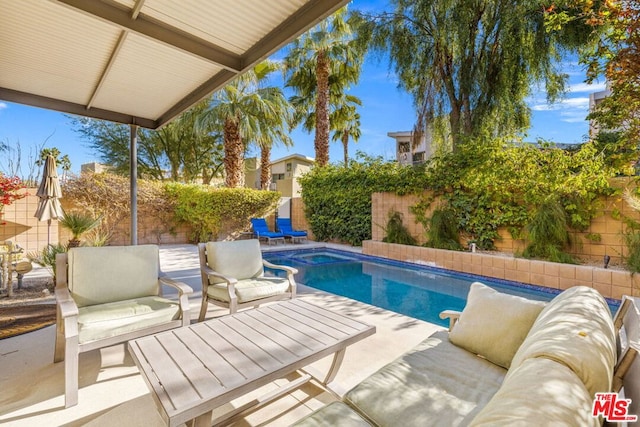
[295,284,630,426]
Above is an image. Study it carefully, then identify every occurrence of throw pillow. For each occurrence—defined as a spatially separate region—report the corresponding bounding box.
[449,282,546,369]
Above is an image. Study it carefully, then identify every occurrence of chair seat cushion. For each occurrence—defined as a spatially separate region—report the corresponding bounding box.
[293,401,373,427]
[284,231,307,237]
[206,276,290,303]
[78,296,180,343]
[345,330,507,427]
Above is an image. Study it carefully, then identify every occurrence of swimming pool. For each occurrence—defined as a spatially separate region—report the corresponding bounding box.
[263,248,620,327]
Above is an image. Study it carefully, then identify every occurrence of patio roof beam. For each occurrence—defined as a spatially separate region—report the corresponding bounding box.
[242,0,347,68]
[86,31,128,110]
[55,0,243,73]
[0,87,157,129]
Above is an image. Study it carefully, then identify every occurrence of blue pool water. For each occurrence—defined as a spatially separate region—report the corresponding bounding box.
[263,248,620,327]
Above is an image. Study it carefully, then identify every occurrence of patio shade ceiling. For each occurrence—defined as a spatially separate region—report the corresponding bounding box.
[0,0,348,129]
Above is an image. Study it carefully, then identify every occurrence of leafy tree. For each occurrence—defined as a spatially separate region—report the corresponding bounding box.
[284,7,365,166]
[353,0,578,151]
[546,0,640,173]
[70,101,224,183]
[198,61,292,188]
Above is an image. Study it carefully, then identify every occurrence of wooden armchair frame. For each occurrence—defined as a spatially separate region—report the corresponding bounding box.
[198,241,297,320]
[53,247,192,408]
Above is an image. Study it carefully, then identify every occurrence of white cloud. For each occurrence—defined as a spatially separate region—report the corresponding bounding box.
[0,102,7,110]
[531,96,590,111]
[569,82,607,93]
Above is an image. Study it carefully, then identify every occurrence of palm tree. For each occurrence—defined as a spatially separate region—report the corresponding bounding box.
[199,61,292,188]
[284,7,365,167]
[331,95,362,166]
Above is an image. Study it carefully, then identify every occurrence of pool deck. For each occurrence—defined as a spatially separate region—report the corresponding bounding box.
[0,243,441,426]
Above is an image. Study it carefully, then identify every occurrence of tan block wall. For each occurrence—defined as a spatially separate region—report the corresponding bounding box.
[362,240,639,300]
[372,188,640,266]
[372,193,429,244]
[0,188,59,254]
[291,197,314,241]
[1,188,193,252]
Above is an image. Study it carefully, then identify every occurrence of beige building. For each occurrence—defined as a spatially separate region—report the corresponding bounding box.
[387,131,434,166]
[245,154,314,197]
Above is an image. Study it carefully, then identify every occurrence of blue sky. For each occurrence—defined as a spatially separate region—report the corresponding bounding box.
[0,4,607,175]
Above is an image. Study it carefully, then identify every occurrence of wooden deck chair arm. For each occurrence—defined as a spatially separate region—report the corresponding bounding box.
[613,344,639,392]
[201,264,238,287]
[159,274,193,325]
[439,310,462,332]
[262,260,298,276]
[262,260,298,295]
[55,288,78,316]
[159,274,194,296]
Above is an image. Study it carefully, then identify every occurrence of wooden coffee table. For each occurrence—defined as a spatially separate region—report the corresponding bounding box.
[128,299,376,427]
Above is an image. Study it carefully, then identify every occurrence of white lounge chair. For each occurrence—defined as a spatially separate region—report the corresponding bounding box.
[53,245,192,408]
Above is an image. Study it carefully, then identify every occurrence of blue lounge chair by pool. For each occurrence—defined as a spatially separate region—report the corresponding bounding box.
[250,218,285,245]
[276,218,308,243]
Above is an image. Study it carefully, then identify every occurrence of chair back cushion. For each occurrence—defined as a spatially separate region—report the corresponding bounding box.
[205,240,264,283]
[251,218,270,232]
[276,218,292,232]
[507,285,616,397]
[67,245,160,307]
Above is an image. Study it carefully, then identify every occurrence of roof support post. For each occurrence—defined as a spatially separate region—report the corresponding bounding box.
[130,124,138,245]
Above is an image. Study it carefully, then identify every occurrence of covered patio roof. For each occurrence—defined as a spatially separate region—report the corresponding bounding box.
[0,0,347,129]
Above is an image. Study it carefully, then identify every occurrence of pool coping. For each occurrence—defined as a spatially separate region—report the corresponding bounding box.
[263,244,621,310]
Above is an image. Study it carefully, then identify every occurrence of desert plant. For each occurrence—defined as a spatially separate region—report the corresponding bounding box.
[425,208,462,250]
[59,212,101,248]
[28,243,68,279]
[382,210,417,245]
[522,198,575,263]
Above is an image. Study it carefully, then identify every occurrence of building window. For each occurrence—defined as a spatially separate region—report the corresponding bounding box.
[398,142,410,153]
[412,152,425,163]
[286,162,292,172]
[272,173,285,183]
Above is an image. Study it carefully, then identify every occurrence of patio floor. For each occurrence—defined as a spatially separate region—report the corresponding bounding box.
[0,243,441,426]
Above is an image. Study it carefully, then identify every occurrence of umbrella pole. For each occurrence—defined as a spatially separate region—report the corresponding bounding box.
[47,219,51,246]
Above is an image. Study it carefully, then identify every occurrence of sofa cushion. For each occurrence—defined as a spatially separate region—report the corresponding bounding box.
[345,330,507,426]
[470,358,601,427]
[68,245,160,307]
[205,240,264,283]
[508,286,616,398]
[205,277,290,303]
[78,296,180,343]
[293,401,373,427]
[449,282,546,369]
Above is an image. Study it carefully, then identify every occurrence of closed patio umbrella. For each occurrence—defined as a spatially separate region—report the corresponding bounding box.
[34,155,64,245]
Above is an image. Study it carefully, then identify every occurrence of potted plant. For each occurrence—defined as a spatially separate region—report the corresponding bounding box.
[59,212,101,248]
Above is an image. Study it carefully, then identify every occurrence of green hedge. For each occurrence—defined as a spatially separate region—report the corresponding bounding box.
[300,141,616,254]
[298,156,428,246]
[165,183,280,241]
[63,173,281,243]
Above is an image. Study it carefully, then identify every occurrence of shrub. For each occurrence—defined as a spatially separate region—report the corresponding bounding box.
[165,183,280,242]
[521,197,576,263]
[62,173,176,243]
[424,207,462,250]
[382,210,417,245]
[299,154,428,246]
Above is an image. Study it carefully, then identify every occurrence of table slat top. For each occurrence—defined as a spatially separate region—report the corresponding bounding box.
[128,299,375,426]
